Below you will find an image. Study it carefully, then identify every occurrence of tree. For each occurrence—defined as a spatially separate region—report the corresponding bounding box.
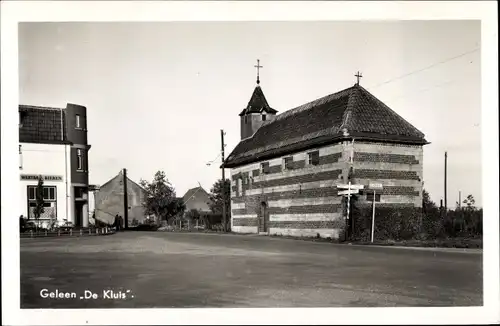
[422,189,437,211]
[463,194,476,211]
[168,197,186,220]
[139,171,180,225]
[208,178,231,218]
[33,176,45,232]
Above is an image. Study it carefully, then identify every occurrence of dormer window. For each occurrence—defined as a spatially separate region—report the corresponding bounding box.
[262,115,266,121]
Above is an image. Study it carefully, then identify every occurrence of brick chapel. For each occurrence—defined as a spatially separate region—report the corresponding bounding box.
[223,66,428,240]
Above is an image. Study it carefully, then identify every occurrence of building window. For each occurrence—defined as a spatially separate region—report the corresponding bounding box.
[74,187,86,198]
[77,149,83,171]
[28,186,57,201]
[260,162,270,174]
[262,115,266,121]
[19,145,23,169]
[76,114,81,128]
[283,156,293,170]
[244,116,248,124]
[235,179,242,197]
[308,151,320,166]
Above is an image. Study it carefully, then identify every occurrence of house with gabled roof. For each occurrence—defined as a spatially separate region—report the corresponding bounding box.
[94,171,146,226]
[182,186,212,214]
[224,74,428,240]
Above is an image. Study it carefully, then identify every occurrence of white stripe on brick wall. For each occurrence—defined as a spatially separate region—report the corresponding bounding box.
[355,178,422,187]
[379,195,419,204]
[268,196,341,208]
[244,179,339,196]
[269,213,341,222]
[255,163,343,182]
[232,226,258,234]
[269,228,340,239]
[232,214,258,219]
[231,202,246,209]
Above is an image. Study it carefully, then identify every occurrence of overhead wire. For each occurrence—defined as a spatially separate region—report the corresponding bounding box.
[366,47,480,91]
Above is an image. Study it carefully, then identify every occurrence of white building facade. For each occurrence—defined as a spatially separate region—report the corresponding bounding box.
[19,104,91,228]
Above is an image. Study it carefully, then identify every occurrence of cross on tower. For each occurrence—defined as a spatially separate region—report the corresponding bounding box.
[254,59,263,84]
[355,71,363,85]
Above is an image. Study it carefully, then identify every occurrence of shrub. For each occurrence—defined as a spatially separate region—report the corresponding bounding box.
[351,203,482,242]
[352,206,422,241]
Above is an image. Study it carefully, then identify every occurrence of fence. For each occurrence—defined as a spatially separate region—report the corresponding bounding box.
[157,218,230,233]
[20,227,115,239]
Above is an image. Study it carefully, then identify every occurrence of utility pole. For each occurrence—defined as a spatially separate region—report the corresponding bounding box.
[444,151,448,213]
[123,168,129,230]
[459,190,461,210]
[221,129,227,232]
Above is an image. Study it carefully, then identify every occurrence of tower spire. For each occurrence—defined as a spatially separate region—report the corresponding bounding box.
[254,59,263,85]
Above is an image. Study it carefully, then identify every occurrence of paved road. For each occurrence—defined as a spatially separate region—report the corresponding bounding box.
[20,232,483,308]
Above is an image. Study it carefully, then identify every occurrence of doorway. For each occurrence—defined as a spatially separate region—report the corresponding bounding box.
[74,201,83,227]
[259,201,269,233]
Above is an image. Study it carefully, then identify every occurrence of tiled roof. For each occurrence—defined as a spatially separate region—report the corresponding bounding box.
[19,105,70,144]
[239,86,278,116]
[225,84,427,168]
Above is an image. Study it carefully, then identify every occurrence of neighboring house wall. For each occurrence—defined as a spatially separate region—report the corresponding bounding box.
[19,103,91,228]
[94,174,146,225]
[230,142,345,239]
[183,189,212,213]
[19,142,72,227]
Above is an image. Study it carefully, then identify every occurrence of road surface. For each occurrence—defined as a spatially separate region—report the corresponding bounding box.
[20,232,483,308]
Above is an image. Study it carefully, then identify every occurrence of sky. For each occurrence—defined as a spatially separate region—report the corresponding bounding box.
[18,21,481,206]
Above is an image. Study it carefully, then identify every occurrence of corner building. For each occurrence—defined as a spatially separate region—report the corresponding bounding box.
[19,103,91,228]
[224,80,428,239]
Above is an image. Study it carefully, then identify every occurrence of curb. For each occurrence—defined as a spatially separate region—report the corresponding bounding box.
[351,244,483,254]
[158,231,482,253]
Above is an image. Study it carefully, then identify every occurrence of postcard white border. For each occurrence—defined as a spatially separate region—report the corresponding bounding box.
[1,1,498,325]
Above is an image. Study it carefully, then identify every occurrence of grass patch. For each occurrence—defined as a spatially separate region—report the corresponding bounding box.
[354,237,483,249]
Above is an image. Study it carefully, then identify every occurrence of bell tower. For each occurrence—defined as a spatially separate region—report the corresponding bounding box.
[239,60,278,140]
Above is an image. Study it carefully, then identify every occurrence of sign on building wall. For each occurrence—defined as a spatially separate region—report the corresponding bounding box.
[20,174,63,181]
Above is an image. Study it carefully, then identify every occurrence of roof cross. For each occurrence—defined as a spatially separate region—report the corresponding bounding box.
[254,59,263,85]
[355,71,363,85]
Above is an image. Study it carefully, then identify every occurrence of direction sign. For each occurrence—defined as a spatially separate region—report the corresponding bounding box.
[369,183,383,190]
[337,184,364,190]
[338,189,359,195]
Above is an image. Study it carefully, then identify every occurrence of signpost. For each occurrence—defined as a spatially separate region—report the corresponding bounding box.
[337,183,364,240]
[338,189,359,196]
[337,183,364,220]
[368,183,383,243]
